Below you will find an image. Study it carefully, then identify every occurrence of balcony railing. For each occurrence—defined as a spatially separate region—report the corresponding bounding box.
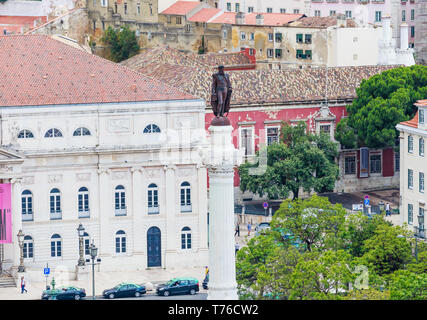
[22,213,33,222]
[50,211,62,220]
[148,206,159,214]
[78,210,90,218]
[115,207,127,216]
[180,204,192,213]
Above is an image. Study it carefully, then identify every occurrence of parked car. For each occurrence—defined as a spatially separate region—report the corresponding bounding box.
[102,283,146,299]
[156,277,199,297]
[255,222,270,235]
[41,286,86,300]
[202,273,209,290]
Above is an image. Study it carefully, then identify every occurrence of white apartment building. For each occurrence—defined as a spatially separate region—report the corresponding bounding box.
[396,100,427,238]
[0,35,209,279]
[217,0,311,14]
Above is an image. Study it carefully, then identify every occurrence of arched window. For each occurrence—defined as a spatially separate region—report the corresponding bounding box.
[73,127,91,136]
[44,128,63,138]
[143,124,161,133]
[115,230,126,253]
[21,190,33,221]
[18,129,34,139]
[23,235,34,259]
[115,185,126,215]
[181,227,192,250]
[51,234,62,257]
[420,138,425,156]
[180,181,192,212]
[83,232,90,256]
[148,183,159,214]
[50,188,62,220]
[78,187,90,218]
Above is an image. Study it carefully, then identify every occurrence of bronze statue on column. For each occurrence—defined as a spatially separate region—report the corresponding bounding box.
[211,65,232,126]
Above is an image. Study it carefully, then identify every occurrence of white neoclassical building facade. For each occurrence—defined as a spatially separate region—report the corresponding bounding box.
[396,99,427,238]
[0,35,209,277]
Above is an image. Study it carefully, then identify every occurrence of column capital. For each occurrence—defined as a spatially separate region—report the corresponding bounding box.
[97,168,111,175]
[10,177,22,184]
[131,166,143,173]
[163,163,177,172]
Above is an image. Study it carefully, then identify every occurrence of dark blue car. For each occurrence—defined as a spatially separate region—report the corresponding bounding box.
[41,286,86,300]
[103,283,146,299]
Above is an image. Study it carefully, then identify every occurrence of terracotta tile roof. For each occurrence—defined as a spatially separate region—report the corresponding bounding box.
[289,16,357,28]
[188,51,253,67]
[188,8,222,22]
[0,16,47,34]
[400,111,419,129]
[414,100,427,107]
[160,1,200,16]
[0,35,195,107]
[210,12,304,26]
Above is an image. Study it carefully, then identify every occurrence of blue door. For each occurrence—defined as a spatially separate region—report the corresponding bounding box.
[147,227,161,267]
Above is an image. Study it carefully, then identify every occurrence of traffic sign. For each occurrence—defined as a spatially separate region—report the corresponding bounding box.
[364,198,370,206]
[44,268,50,276]
[263,202,268,209]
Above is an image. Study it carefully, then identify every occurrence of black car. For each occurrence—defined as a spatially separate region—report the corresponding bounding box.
[41,286,86,300]
[156,277,199,297]
[102,283,147,299]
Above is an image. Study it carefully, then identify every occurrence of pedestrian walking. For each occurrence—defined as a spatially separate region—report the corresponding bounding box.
[247,223,252,236]
[20,276,27,294]
[235,223,240,237]
[385,203,391,216]
[235,243,240,255]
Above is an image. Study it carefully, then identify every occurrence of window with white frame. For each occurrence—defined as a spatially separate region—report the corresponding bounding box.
[395,151,400,172]
[143,124,161,133]
[83,232,90,256]
[408,135,414,153]
[78,187,90,218]
[420,109,425,124]
[240,127,254,156]
[267,48,273,58]
[408,203,413,224]
[319,124,331,135]
[268,33,273,41]
[248,6,254,13]
[375,11,382,22]
[402,10,406,21]
[419,208,424,229]
[101,0,107,6]
[267,127,279,145]
[344,156,356,175]
[314,10,320,17]
[293,9,299,13]
[267,7,272,13]
[137,2,140,14]
[115,230,126,253]
[181,227,192,249]
[50,188,61,220]
[370,154,382,173]
[51,234,62,257]
[345,10,352,18]
[18,129,34,139]
[240,32,246,40]
[21,190,33,221]
[250,33,254,41]
[280,8,286,13]
[114,185,126,215]
[330,10,336,16]
[23,235,33,259]
[420,138,425,156]
[148,183,159,214]
[420,172,425,193]
[73,127,91,136]
[408,169,414,189]
[235,3,239,12]
[45,128,63,138]
[227,2,231,11]
[180,182,192,212]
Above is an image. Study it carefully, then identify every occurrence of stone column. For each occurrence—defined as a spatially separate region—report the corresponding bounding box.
[131,167,144,258]
[206,124,242,300]
[163,164,177,269]
[10,178,22,270]
[97,168,111,267]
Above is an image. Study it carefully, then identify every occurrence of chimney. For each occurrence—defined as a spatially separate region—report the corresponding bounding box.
[256,14,264,26]
[400,23,409,49]
[235,12,245,25]
[382,15,392,44]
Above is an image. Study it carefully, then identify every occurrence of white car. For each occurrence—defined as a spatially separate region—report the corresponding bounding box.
[255,222,270,235]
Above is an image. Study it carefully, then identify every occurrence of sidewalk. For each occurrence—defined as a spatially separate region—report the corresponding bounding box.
[0,266,207,300]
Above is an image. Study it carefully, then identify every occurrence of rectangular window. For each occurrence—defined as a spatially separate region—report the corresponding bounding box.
[275,33,282,42]
[268,33,273,41]
[296,34,303,43]
[235,3,239,12]
[124,2,127,14]
[240,32,246,40]
[248,6,254,13]
[280,8,286,13]
[227,2,231,11]
[176,17,182,24]
[314,10,321,17]
[101,0,107,6]
[294,9,300,14]
[408,169,414,189]
[267,48,273,58]
[420,138,425,156]
[305,34,312,44]
[395,151,400,172]
[408,203,413,224]
[267,127,279,145]
[375,11,382,22]
[167,16,171,24]
[370,154,382,173]
[296,49,304,59]
[344,156,356,175]
[411,26,415,37]
[137,2,140,14]
[250,33,254,41]
[305,50,312,59]
[345,10,352,18]
[240,127,254,156]
[420,172,425,193]
[408,135,414,153]
[330,10,336,16]
[320,124,330,135]
[186,24,190,32]
[275,49,282,58]
[402,10,406,21]
[411,9,415,20]
[267,7,272,13]
[420,109,425,124]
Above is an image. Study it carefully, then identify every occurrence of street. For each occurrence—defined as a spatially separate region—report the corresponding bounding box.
[80,293,207,300]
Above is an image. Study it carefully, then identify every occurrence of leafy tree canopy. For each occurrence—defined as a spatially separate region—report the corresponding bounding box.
[336,65,427,149]
[101,26,140,63]
[239,122,339,200]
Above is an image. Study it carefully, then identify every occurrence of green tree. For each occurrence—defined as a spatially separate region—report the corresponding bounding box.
[334,117,356,149]
[238,122,339,200]
[389,270,427,300]
[101,26,140,62]
[272,195,348,252]
[336,65,427,148]
[345,288,390,300]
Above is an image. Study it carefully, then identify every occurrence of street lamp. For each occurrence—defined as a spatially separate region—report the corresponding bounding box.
[77,224,85,267]
[17,229,25,272]
[86,241,101,300]
[397,224,425,263]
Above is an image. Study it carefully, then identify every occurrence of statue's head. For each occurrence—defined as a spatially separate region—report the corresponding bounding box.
[218,65,224,73]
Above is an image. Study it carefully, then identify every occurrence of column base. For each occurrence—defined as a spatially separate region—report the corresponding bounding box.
[75,265,90,281]
[207,285,238,300]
